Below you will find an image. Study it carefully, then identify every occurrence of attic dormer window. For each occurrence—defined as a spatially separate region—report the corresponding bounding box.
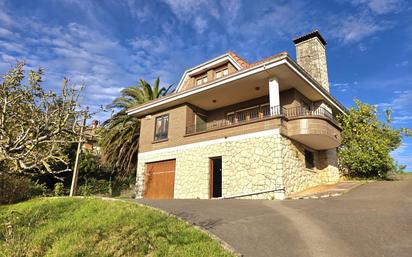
[196,75,208,86]
[215,68,228,79]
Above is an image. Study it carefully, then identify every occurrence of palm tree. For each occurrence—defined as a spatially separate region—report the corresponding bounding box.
[100,78,173,175]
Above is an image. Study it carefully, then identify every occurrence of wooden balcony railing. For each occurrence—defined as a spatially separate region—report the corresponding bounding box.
[185,105,338,135]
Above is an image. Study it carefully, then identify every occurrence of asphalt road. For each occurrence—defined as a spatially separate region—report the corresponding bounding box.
[137,175,412,257]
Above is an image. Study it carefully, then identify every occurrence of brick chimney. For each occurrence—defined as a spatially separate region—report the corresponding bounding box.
[293,30,330,92]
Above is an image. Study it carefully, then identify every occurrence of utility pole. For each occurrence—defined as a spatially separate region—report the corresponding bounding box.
[70,112,87,197]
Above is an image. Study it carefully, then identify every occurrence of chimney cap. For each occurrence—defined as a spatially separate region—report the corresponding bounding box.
[293,30,327,46]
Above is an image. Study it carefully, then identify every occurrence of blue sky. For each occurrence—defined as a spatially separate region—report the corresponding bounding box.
[0,0,411,169]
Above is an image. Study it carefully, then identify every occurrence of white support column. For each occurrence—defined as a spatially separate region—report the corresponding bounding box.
[269,77,280,115]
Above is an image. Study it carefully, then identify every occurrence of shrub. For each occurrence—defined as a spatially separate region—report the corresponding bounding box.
[338,100,404,178]
[0,173,46,204]
[111,175,135,197]
[78,184,92,196]
[53,183,65,196]
[75,151,135,197]
[78,179,112,196]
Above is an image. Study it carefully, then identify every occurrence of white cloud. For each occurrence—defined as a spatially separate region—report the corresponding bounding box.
[394,90,409,94]
[129,36,172,54]
[194,16,208,34]
[391,140,412,169]
[395,60,409,67]
[0,41,26,54]
[0,1,12,25]
[352,0,404,14]
[0,27,13,37]
[392,115,412,124]
[1,53,16,62]
[390,90,412,111]
[331,81,358,92]
[333,83,350,86]
[125,0,152,21]
[358,43,368,51]
[240,2,310,40]
[0,12,139,122]
[376,90,412,126]
[162,0,243,35]
[331,13,387,43]
[162,0,219,33]
[163,0,219,20]
[218,0,242,34]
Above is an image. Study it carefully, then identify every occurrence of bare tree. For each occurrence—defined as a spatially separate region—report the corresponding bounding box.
[0,62,86,177]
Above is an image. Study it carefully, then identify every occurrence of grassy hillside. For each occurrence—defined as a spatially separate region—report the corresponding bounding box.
[0,198,233,257]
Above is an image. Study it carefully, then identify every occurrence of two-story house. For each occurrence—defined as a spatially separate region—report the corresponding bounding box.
[127,30,346,200]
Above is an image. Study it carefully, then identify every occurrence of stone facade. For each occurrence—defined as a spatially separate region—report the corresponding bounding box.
[295,37,330,92]
[281,137,339,195]
[135,129,340,200]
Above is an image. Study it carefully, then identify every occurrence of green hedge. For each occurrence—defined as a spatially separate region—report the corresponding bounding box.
[0,173,46,205]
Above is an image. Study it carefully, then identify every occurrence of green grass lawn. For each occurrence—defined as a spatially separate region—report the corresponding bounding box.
[0,198,234,257]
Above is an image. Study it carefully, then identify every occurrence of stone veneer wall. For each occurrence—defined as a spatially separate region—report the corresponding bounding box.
[135,129,340,200]
[281,137,321,195]
[318,148,340,184]
[281,137,340,195]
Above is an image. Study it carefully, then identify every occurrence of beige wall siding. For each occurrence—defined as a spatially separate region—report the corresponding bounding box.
[227,62,237,75]
[139,105,189,152]
[287,117,341,143]
[280,88,312,109]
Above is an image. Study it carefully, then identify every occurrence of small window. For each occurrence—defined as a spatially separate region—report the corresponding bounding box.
[154,115,169,141]
[215,68,228,79]
[305,150,314,169]
[196,75,208,86]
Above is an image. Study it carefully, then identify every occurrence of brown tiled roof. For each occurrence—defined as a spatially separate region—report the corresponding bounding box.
[248,51,289,67]
[227,50,249,68]
[228,51,289,69]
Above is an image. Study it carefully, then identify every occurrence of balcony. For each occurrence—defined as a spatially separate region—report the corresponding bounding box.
[283,106,340,127]
[185,105,284,135]
[185,104,341,150]
[285,106,341,150]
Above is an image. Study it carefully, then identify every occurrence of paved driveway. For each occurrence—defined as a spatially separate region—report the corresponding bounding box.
[137,175,412,257]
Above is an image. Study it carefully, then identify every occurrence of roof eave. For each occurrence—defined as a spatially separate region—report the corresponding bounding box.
[126,53,289,116]
[126,53,348,116]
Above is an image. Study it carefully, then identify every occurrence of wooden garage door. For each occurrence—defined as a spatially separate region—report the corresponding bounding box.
[144,159,176,199]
